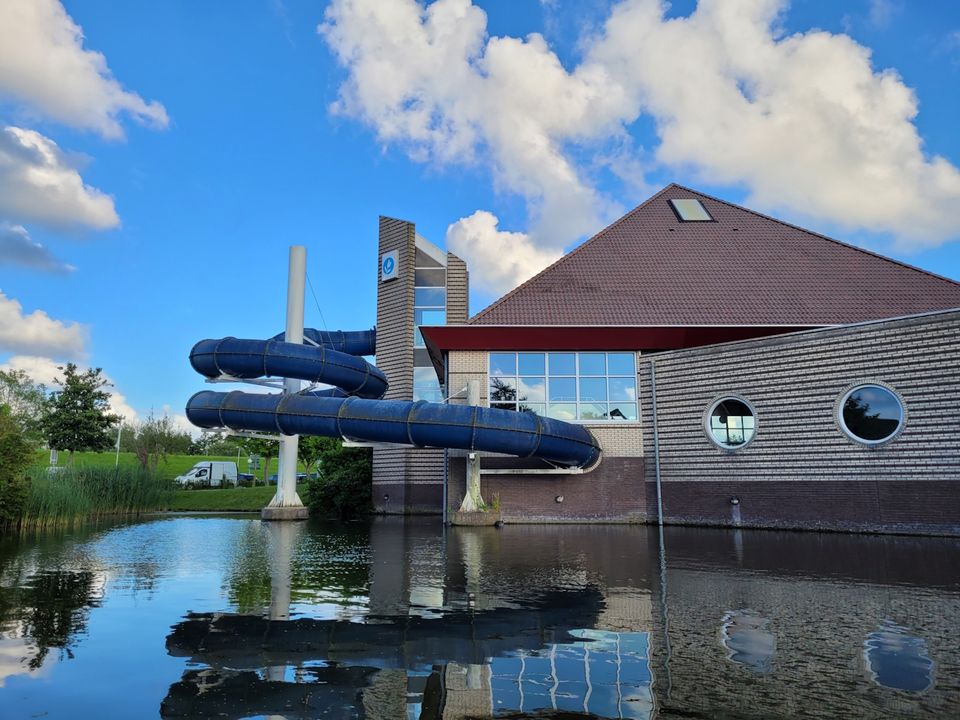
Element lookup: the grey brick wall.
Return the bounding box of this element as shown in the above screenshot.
[639,309,960,534]
[372,218,470,514]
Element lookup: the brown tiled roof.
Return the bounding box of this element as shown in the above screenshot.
[469,184,960,326]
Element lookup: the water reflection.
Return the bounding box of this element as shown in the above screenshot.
[0,518,959,719]
[0,568,104,671]
[864,621,935,693]
[719,609,776,674]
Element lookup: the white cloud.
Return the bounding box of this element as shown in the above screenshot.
[0,127,119,230]
[589,0,960,248]
[0,222,74,273]
[0,0,168,139]
[868,0,897,29]
[0,354,138,422]
[321,0,625,259]
[322,0,960,290]
[446,211,562,295]
[0,290,86,359]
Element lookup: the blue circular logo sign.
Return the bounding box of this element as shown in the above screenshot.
[382,257,395,274]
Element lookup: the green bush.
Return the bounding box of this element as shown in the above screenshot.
[0,409,34,526]
[304,441,371,519]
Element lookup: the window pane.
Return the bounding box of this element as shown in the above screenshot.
[415,247,443,268]
[489,377,517,402]
[607,352,636,376]
[414,287,446,307]
[518,376,546,402]
[580,402,607,420]
[415,309,446,326]
[413,388,444,403]
[414,367,439,386]
[519,403,544,416]
[414,348,432,367]
[491,402,516,412]
[608,377,636,402]
[669,198,713,222]
[489,353,516,376]
[579,353,605,375]
[518,353,546,376]
[546,403,577,421]
[549,377,576,402]
[608,403,637,421]
[548,352,576,375]
[414,268,446,287]
[579,377,607,402]
[841,385,902,442]
[710,398,755,448]
[413,327,424,347]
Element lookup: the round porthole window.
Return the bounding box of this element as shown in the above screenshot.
[839,384,904,445]
[706,397,756,450]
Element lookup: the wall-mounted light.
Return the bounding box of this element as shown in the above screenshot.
[383,493,389,502]
[555,495,564,503]
[730,497,740,506]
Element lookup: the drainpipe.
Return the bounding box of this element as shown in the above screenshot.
[650,361,664,527]
[443,351,449,526]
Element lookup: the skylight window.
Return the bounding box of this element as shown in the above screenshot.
[669,198,714,222]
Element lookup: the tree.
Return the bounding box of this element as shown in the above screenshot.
[297,435,337,476]
[0,369,49,445]
[130,414,193,470]
[238,437,279,486]
[40,364,121,459]
[304,439,371,518]
[0,407,34,526]
[197,431,244,457]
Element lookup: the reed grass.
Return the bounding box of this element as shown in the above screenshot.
[21,465,175,529]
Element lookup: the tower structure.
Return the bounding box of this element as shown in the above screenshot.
[372,216,469,513]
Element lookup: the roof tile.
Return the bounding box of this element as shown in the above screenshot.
[469,184,960,326]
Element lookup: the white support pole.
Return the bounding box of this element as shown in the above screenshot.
[459,379,484,512]
[269,246,306,512]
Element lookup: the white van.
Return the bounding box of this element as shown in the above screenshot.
[175,461,238,488]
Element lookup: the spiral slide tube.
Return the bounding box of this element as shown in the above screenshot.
[186,330,601,469]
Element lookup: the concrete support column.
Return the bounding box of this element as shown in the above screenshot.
[459,380,484,512]
[263,245,309,521]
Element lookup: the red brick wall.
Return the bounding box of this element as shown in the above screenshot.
[447,457,650,522]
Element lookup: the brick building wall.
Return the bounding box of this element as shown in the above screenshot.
[639,309,960,535]
[444,349,650,522]
[372,218,469,514]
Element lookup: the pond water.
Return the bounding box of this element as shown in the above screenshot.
[1,516,958,719]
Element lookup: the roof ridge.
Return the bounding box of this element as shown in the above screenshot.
[675,184,960,290]
[469,184,681,323]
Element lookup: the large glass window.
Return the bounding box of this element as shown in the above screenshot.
[488,352,637,421]
[707,397,756,449]
[413,245,446,402]
[839,384,903,444]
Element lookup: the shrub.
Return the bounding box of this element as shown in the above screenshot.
[304,442,371,519]
[0,408,33,526]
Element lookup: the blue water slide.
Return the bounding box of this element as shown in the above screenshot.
[186,331,601,469]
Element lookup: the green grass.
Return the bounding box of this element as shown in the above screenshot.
[22,465,175,529]
[31,450,303,482]
[166,484,307,512]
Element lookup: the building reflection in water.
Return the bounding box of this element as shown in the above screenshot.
[155,519,960,719]
[864,620,935,694]
[719,609,776,675]
[160,520,656,719]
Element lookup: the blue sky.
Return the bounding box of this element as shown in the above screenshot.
[1,0,959,427]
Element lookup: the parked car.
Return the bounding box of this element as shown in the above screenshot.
[267,472,316,485]
[175,461,238,488]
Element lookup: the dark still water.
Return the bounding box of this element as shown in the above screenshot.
[1,517,958,719]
